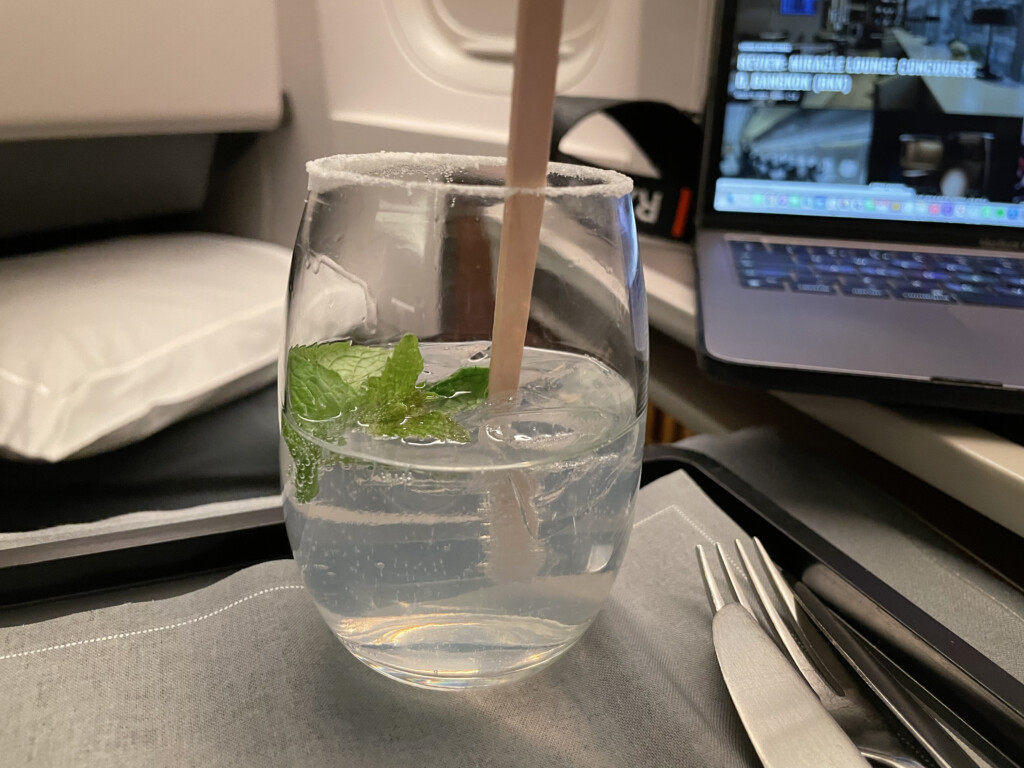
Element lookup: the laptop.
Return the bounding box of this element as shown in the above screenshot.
[695,0,1024,412]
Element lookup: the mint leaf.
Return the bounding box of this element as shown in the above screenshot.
[319,343,390,390]
[360,396,425,437]
[358,334,427,435]
[427,366,489,412]
[290,341,390,396]
[284,335,489,500]
[355,336,483,441]
[362,334,422,402]
[284,342,366,502]
[305,339,351,365]
[287,345,359,420]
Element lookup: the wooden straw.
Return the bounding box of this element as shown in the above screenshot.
[483,0,564,584]
[489,0,565,401]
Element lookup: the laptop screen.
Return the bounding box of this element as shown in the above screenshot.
[711,0,1024,229]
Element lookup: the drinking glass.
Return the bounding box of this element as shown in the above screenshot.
[280,153,648,689]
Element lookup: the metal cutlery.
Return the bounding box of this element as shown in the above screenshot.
[697,542,871,768]
[698,540,935,768]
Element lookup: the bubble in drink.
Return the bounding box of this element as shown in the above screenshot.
[282,342,643,689]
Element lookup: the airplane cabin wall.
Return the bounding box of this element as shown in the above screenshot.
[204,0,714,248]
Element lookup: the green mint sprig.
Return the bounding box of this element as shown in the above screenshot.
[283,335,488,502]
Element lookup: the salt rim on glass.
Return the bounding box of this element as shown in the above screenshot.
[305,152,634,198]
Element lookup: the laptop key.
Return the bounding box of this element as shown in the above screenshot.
[728,240,767,255]
[873,251,908,263]
[939,253,978,266]
[735,255,795,269]
[944,283,993,300]
[844,274,885,285]
[958,289,1024,308]
[807,253,840,265]
[898,268,931,281]
[779,244,812,257]
[740,277,787,290]
[994,285,1024,298]
[941,261,978,274]
[944,279,989,291]
[793,252,833,265]
[892,285,956,303]
[810,272,843,285]
[859,266,903,279]
[960,273,1000,285]
[851,255,883,267]
[814,263,859,275]
[925,270,997,284]
[734,248,791,261]
[979,265,1021,277]
[739,267,792,280]
[793,281,836,295]
[841,284,889,298]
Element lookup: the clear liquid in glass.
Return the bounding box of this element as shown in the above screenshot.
[282,342,643,689]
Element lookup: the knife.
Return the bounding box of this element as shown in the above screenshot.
[712,601,871,768]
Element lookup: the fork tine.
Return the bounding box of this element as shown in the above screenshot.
[753,537,800,626]
[751,538,846,697]
[714,542,754,614]
[734,539,834,695]
[696,545,725,612]
[734,540,787,648]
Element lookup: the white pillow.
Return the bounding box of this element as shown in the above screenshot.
[0,234,291,461]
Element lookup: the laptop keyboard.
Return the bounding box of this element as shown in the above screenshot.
[730,239,1024,308]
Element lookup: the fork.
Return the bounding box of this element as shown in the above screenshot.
[697,540,927,768]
